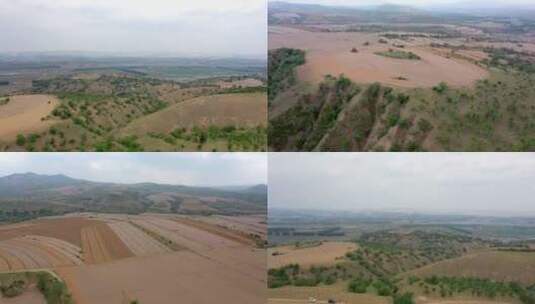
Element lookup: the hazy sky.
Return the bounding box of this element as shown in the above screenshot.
[0,153,267,186]
[269,153,535,217]
[0,0,267,58]
[270,0,535,8]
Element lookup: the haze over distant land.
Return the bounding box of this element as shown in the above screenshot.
[0,0,266,58]
[269,0,535,8]
[0,153,267,186]
[269,153,535,217]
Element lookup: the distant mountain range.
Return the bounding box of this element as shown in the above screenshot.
[0,173,267,216]
[269,1,535,19]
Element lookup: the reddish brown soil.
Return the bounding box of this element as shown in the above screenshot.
[173,217,254,246]
[81,223,132,264]
[0,218,103,247]
[57,249,266,304]
[269,26,488,88]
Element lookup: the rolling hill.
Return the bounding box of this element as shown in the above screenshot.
[0,173,267,219]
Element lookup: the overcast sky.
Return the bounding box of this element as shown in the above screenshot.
[0,0,266,58]
[269,153,535,217]
[0,153,266,187]
[270,0,535,8]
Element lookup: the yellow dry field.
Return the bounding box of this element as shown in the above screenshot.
[0,95,58,140]
[269,284,389,304]
[268,242,357,269]
[408,251,535,285]
[119,92,267,136]
[217,78,264,88]
[269,26,488,88]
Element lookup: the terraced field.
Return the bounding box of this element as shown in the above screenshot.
[0,213,267,303]
[107,221,170,256]
[0,236,82,271]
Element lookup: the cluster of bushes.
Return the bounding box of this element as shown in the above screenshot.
[0,208,59,223]
[268,264,338,289]
[269,75,360,151]
[164,125,266,151]
[36,272,74,304]
[268,48,305,101]
[419,276,535,302]
[0,279,26,297]
[484,48,535,74]
[0,272,73,304]
[375,50,421,60]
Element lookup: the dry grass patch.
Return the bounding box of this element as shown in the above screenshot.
[268,242,357,269]
[407,250,535,285]
[0,95,59,141]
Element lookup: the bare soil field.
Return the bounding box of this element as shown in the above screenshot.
[80,223,132,264]
[0,217,105,247]
[269,283,389,304]
[208,215,267,238]
[269,26,488,88]
[107,221,170,257]
[131,216,242,253]
[57,249,266,304]
[119,92,267,136]
[268,242,357,269]
[0,95,58,141]
[407,251,535,284]
[0,213,266,303]
[173,217,255,246]
[0,236,82,271]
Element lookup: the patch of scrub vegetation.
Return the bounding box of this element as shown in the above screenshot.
[268,230,490,304]
[375,50,421,60]
[4,74,265,152]
[269,75,361,151]
[0,271,73,304]
[270,65,535,151]
[268,264,338,289]
[406,276,535,304]
[268,48,305,102]
[148,125,267,152]
[0,96,10,105]
[0,207,61,224]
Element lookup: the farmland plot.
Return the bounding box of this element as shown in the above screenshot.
[0,235,82,271]
[81,224,132,264]
[107,221,170,256]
